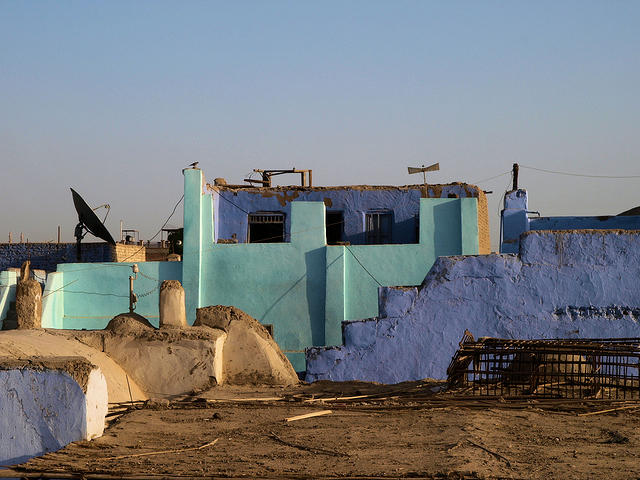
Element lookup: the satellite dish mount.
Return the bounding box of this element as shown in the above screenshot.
[70,188,116,262]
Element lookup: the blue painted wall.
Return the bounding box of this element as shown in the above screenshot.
[501,189,640,253]
[0,243,113,272]
[306,230,640,383]
[212,184,480,245]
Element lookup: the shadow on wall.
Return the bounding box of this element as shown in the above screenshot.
[433,201,461,256]
[305,247,326,347]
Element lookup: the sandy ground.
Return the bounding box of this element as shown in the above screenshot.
[5,381,640,479]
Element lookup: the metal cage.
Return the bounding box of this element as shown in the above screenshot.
[447,331,640,399]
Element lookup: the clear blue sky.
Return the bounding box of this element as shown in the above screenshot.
[2,1,639,249]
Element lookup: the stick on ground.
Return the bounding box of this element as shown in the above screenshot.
[285,410,332,422]
[103,438,219,460]
[269,431,348,457]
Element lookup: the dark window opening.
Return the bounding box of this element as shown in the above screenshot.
[326,211,344,245]
[248,212,285,243]
[365,211,392,244]
[415,214,420,243]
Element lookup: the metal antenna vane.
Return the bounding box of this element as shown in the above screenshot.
[407,163,440,187]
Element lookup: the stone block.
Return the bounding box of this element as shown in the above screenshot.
[159,280,187,328]
[16,278,42,329]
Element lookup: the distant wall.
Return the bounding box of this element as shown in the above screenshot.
[501,189,640,253]
[0,243,147,272]
[306,230,640,383]
[112,244,146,262]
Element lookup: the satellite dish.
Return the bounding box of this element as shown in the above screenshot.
[407,163,440,184]
[71,188,116,261]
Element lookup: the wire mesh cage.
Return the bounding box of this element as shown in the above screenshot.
[447,331,640,399]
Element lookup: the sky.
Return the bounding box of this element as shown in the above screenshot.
[2,1,639,250]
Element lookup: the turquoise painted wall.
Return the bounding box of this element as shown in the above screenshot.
[42,272,64,328]
[41,262,182,329]
[182,169,479,370]
[0,270,17,329]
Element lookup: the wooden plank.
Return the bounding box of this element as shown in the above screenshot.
[285,410,332,422]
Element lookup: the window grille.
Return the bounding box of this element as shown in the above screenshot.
[365,211,392,244]
[248,213,285,224]
[248,212,285,243]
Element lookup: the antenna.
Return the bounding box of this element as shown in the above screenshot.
[70,188,116,262]
[407,163,440,184]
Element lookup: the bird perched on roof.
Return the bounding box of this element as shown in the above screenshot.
[188,162,199,169]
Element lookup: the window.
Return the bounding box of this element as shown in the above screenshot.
[326,211,344,245]
[365,211,392,244]
[248,212,285,243]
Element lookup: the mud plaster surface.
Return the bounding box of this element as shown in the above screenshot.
[12,382,640,480]
[0,356,94,393]
[209,181,481,192]
[195,305,298,386]
[72,314,226,397]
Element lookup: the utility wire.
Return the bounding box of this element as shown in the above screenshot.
[520,164,640,179]
[42,279,79,299]
[471,171,511,185]
[345,246,383,287]
[61,290,129,298]
[217,193,251,215]
[119,194,184,263]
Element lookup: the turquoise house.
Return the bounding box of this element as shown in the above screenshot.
[33,168,483,371]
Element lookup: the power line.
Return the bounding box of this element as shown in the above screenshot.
[520,164,640,179]
[217,193,251,215]
[62,290,128,298]
[345,246,382,287]
[471,171,511,185]
[119,194,184,263]
[42,279,79,299]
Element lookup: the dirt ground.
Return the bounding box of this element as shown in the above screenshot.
[6,381,640,480]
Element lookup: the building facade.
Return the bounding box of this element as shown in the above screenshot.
[18,169,486,371]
